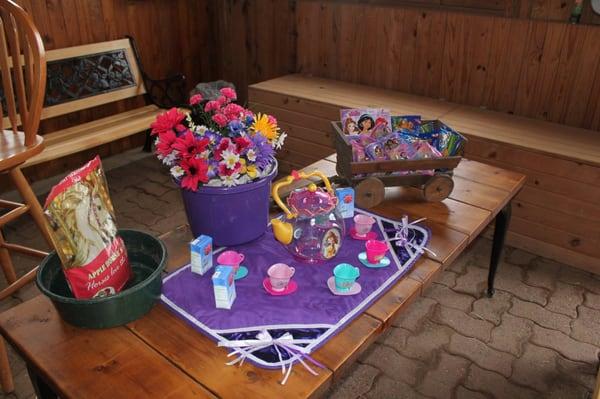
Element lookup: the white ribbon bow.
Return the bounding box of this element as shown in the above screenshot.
[389,216,437,258]
[218,330,323,385]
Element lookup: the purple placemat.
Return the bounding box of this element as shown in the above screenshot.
[161,209,429,370]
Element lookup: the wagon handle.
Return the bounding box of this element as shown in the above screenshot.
[271,170,335,219]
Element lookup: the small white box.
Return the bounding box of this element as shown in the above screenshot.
[212,266,236,310]
[191,235,213,275]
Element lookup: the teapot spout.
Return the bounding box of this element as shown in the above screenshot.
[271,219,293,245]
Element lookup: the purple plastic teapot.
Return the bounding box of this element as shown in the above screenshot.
[271,170,345,263]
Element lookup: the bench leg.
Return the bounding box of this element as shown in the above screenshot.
[143,129,153,152]
[27,365,57,399]
[487,202,512,298]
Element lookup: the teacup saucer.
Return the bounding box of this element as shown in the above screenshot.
[327,276,361,296]
[263,278,297,296]
[349,228,378,241]
[235,266,249,280]
[358,252,391,268]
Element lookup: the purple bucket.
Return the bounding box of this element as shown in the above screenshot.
[180,161,278,246]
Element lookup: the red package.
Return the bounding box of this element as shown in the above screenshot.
[44,156,131,299]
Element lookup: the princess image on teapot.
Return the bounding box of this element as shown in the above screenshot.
[322,229,341,259]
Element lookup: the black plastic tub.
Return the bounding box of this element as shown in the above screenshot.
[36,229,167,329]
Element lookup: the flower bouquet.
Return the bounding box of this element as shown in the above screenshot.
[149,88,286,245]
[150,87,286,190]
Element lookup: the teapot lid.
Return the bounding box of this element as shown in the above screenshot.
[287,184,338,217]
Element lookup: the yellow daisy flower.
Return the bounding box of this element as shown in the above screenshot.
[251,113,279,141]
[239,158,247,174]
[246,165,258,178]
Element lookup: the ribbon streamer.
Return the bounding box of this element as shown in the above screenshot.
[388,216,437,258]
[218,330,326,385]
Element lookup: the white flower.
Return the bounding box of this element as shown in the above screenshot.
[220,173,241,187]
[206,179,223,187]
[274,131,287,150]
[221,149,240,170]
[194,125,208,136]
[246,148,257,162]
[236,174,250,185]
[170,165,185,178]
[157,150,178,166]
[199,149,210,159]
[162,151,178,166]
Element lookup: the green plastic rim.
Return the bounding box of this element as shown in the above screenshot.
[36,229,167,304]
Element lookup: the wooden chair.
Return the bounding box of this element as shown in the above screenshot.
[0,0,50,393]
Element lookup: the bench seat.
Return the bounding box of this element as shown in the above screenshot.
[25,105,161,167]
[249,74,600,273]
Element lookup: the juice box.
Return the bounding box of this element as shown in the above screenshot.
[211,266,236,309]
[336,187,355,218]
[190,235,213,275]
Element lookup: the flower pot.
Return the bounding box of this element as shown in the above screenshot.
[37,229,166,329]
[180,161,278,246]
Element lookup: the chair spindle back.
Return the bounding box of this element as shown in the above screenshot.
[0,0,45,146]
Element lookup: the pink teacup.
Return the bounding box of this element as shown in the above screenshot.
[354,214,376,237]
[267,263,295,292]
[217,250,245,273]
[365,240,388,264]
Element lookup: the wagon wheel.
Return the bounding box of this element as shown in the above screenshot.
[354,177,385,208]
[422,174,454,202]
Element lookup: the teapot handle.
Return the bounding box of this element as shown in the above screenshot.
[271,170,335,219]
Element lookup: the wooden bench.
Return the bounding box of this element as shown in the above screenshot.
[3,38,184,168]
[248,74,600,274]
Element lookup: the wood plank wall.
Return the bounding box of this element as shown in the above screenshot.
[210,0,297,104]
[11,0,217,184]
[296,1,600,131]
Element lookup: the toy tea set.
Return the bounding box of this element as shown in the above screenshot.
[194,168,400,308]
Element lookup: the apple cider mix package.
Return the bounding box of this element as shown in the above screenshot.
[43,156,131,299]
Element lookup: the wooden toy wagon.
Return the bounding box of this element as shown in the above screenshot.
[331,121,466,208]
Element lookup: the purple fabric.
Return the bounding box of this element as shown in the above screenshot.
[161,210,429,368]
[163,219,397,329]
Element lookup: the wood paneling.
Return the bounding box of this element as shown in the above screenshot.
[296,1,600,132]
[210,0,297,104]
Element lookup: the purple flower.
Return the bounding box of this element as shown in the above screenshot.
[251,134,274,169]
[207,160,219,179]
[204,130,219,146]
[228,120,244,134]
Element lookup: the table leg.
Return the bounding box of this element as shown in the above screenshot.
[27,365,57,399]
[487,202,512,298]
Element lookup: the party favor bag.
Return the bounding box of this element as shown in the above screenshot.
[44,156,131,299]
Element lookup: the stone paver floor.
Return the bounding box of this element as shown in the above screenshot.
[1,151,599,399]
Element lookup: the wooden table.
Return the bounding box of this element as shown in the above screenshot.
[0,156,525,399]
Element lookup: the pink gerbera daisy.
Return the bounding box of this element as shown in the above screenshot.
[172,131,209,159]
[181,157,209,191]
[150,108,186,136]
[155,130,177,158]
